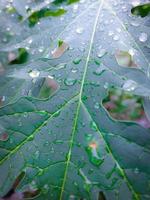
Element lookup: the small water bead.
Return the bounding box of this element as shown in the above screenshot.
[116,28,121,33]
[71,68,77,73]
[139,32,147,42]
[73,4,78,12]
[93,67,102,76]
[131,0,141,6]
[29,70,40,78]
[122,80,138,91]
[43,184,49,194]
[134,168,139,174]
[28,135,34,141]
[64,78,77,86]
[108,30,114,36]
[97,48,107,58]
[130,21,140,27]
[113,35,119,41]
[30,180,38,190]
[94,102,100,109]
[90,121,97,131]
[76,27,84,34]
[104,82,109,89]
[73,58,81,64]
[48,75,54,79]
[38,46,44,52]
[128,48,135,56]
[69,195,76,200]
[28,39,33,44]
[45,0,51,4]
[34,150,40,159]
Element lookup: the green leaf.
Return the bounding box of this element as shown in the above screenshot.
[28,8,67,27]
[131,3,150,17]
[0,0,150,199]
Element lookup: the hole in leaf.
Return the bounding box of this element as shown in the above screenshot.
[51,41,69,58]
[131,3,150,17]
[53,0,79,5]
[98,191,106,200]
[2,171,25,199]
[115,50,137,68]
[28,8,67,26]
[31,76,59,99]
[103,88,150,128]
[9,48,29,65]
[23,189,40,199]
[1,172,40,200]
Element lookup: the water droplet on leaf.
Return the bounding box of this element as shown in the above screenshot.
[64,78,77,86]
[139,32,147,42]
[51,41,69,58]
[115,50,137,67]
[29,70,40,78]
[76,27,84,34]
[122,80,138,91]
[97,48,107,58]
[73,58,81,64]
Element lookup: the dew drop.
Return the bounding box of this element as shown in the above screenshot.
[38,46,44,53]
[139,32,147,42]
[73,4,78,12]
[28,39,33,44]
[104,82,109,89]
[69,195,76,200]
[113,35,119,41]
[30,180,38,190]
[73,58,81,64]
[94,102,100,109]
[130,21,140,27]
[90,121,97,131]
[34,150,40,159]
[134,168,139,174]
[29,70,40,78]
[43,184,49,194]
[76,27,84,34]
[131,0,140,6]
[28,135,34,141]
[93,67,102,75]
[97,48,107,58]
[108,30,114,36]
[64,78,77,86]
[122,80,138,91]
[71,68,77,73]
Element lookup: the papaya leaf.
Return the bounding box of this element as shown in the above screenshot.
[0,0,150,199]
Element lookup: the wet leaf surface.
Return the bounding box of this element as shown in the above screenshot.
[0,0,150,199]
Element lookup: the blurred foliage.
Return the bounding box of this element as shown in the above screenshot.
[131,3,150,17]
[9,48,29,65]
[103,88,143,121]
[53,0,80,5]
[28,8,67,26]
